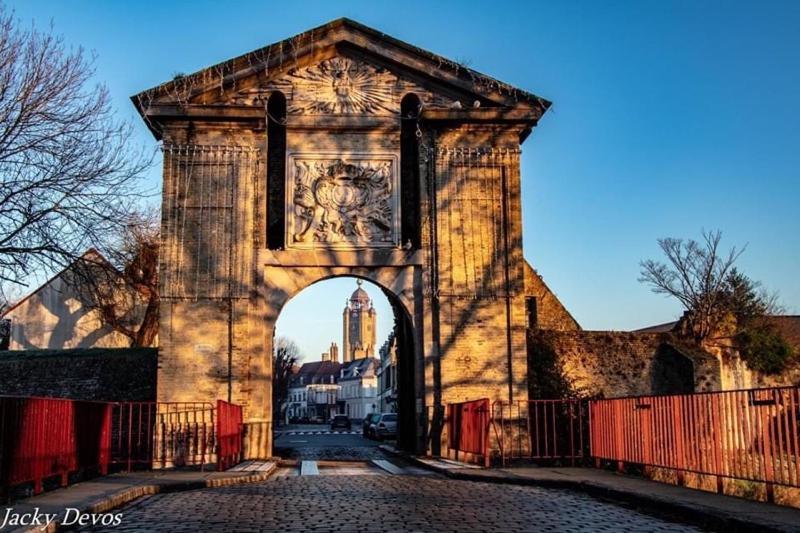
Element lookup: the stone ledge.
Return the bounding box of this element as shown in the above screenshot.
[260,248,423,267]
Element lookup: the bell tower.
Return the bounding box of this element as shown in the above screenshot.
[342,280,377,362]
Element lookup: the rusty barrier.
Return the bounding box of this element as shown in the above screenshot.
[590,386,800,500]
[492,399,588,467]
[446,399,491,466]
[113,402,217,470]
[0,396,112,497]
[216,400,243,471]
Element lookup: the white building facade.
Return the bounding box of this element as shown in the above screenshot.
[339,357,379,420]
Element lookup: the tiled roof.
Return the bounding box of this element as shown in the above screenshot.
[290,360,342,387]
[340,357,379,380]
[634,321,678,333]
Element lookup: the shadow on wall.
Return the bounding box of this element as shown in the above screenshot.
[7,276,124,351]
[650,344,695,395]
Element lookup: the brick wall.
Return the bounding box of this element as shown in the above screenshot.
[523,261,580,331]
[0,348,157,401]
[528,330,721,399]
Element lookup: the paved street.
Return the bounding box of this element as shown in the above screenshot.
[75,430,705,532]
[84,462,703,532]
[274,423,389,461]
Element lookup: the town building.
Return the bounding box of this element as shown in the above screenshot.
[377,332,398,413]
[1,250,148,350]
[286,359,341,421]
[339,357,379,421]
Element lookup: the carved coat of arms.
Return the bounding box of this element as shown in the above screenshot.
[287,154,399,248]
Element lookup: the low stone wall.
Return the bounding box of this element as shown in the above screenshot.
[0,348,157,401]
[528,329,720,399]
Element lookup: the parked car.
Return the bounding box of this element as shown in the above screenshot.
[362,413,381,438]
[311,415,324,423]
[330,414,351,431]
[372,413,398,441]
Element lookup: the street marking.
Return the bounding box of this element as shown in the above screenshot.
[283,430,361,436]
[371,459,404,475]
[300,460,319,476]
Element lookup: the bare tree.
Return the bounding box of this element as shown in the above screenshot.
[273,337,301,424]
[73,209,159,347]
[639,230,745,342]
[0,7,151,295]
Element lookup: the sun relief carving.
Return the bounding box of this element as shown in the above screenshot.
[287,153,400,249]
[231,55,458,112]
[285,57,397,115]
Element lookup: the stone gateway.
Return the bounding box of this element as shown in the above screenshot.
[132,18,551,459]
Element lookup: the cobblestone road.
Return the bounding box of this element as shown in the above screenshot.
[88,471,703,532]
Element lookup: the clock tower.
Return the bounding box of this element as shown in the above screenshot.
[342,280,377,362]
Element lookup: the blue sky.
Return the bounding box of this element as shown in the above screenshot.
[276,278,394,362]
[9,1,799,358]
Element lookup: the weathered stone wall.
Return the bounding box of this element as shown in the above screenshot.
[429,126,530,407]
[0,348,157,401]
[528,330,720,399]
[523,261,580,331]
[157,126,269,453]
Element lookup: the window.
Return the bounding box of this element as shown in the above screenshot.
[526,296,538,329]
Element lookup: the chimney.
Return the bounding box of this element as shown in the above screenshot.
[329,342,339,363]
[321,351,330,362]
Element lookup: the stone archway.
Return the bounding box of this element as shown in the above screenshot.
[266,263,424,453]
[135,19,550,461]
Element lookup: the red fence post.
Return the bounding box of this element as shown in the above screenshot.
[445,399,491,466]
[216,400,243,471]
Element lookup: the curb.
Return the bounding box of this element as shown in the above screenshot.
[23,463,277,533]
[378,446,790,533]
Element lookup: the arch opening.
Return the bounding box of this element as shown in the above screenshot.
[272,275,419,459]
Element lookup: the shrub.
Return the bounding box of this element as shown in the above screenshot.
[736,326,795,374]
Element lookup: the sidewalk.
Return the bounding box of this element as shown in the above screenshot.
[379,445,800,533]
[2,461,276,533]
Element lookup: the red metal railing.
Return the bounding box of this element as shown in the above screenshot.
[216,400,243,471]
[0,397,112,497]
[492,399,588,466]
[447,399,491,466]
[154,402,217,469]
[1,397,244,498]
[590,386,800,499]
[112,402,218,470]
[111,402,154,470]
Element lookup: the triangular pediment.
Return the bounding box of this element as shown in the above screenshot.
[132,18,549,125]
[227,52,461,116]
